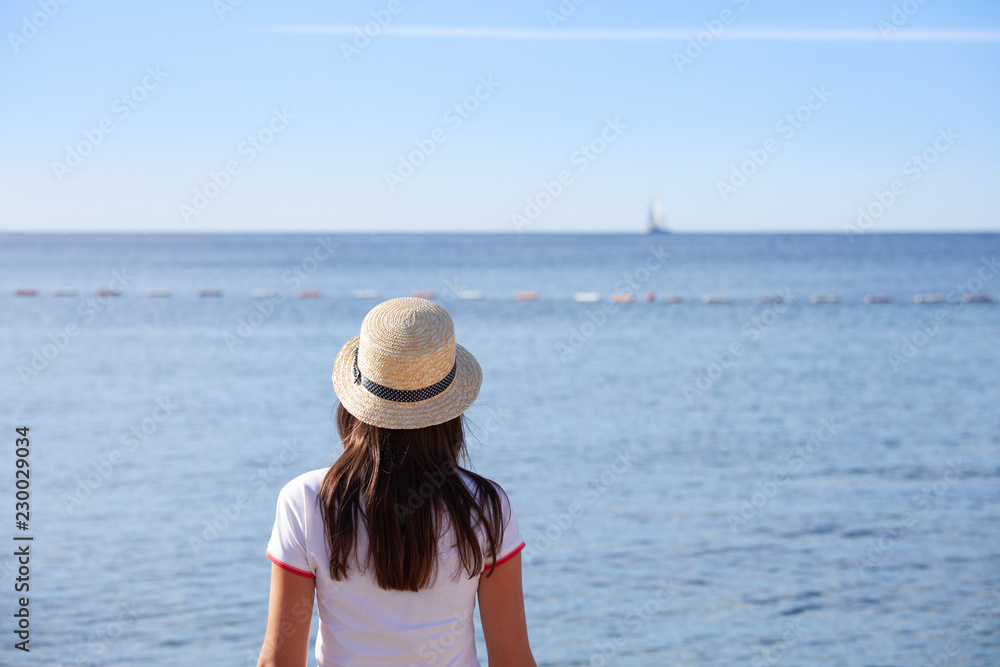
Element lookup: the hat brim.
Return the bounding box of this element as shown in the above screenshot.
[332,335,482,429]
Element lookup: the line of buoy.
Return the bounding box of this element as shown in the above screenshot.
[9,289,1000,304]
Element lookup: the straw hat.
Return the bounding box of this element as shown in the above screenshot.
[332,297,482,429]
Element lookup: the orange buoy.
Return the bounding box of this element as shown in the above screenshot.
[645,291,655,302]
[514,291,538,301]
[610,293,634,303]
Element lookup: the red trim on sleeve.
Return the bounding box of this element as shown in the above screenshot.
[266,550,315,579]
[483,541,526,572]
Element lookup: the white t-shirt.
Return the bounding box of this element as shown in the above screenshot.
[265,467,525,667]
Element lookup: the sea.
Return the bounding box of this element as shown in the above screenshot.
[0,232,998,666]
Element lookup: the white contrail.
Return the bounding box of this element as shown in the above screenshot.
[241,25,1000,42]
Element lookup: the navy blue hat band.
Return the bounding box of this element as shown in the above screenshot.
[352,347,457,403]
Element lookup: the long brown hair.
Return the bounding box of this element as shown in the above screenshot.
[318,403,506,591]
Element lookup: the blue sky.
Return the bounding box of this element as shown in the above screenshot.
[1,0,998,233]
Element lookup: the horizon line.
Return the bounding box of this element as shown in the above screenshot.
[240,25,1000,42]
[3,229,998,236]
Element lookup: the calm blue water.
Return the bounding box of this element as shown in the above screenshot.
[0,232,998,666]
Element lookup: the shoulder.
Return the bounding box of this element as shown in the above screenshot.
[276,467,330,505]
[457,468,514,514]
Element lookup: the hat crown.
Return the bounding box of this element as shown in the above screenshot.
[357,298,456,390]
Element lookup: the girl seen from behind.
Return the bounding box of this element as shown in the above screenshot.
[257,297,535,666]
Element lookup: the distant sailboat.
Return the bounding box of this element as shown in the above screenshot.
[644,197,670,234]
